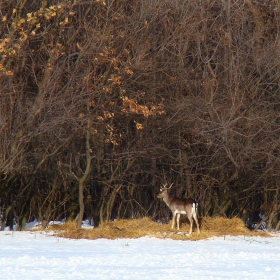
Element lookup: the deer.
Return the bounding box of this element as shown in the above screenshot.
[157,183,200,234]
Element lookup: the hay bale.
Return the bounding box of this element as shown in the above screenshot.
[201,216,249,235]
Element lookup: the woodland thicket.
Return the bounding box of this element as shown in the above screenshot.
[1,0,280,231]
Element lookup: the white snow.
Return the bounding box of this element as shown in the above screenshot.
[0,231,280,279]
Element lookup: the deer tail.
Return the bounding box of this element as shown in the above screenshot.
[192,202,198,215]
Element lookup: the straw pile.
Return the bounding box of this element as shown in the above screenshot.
[49,216,269,241]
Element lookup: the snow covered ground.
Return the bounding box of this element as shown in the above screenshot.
[0,231,280,280]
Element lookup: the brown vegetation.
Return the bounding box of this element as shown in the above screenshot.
[49,217,269,241]
[1,0,280,231]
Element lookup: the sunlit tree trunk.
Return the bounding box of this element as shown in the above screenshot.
[76,105,93,228]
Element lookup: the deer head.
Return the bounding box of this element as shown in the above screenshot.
[158,183,173,196]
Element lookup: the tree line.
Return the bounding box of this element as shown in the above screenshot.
[1,0,280,231]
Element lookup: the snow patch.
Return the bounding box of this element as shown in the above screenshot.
[0,232,280,279]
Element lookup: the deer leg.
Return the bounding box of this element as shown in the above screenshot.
[176,213,180,230]
[193,212,200,233]
[187,213,193,234]
[171,213,176,229]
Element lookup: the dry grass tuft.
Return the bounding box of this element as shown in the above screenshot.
[49,216,270,241]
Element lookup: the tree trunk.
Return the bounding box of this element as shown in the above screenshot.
[76,181,85,228]
[76,106,93,228]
